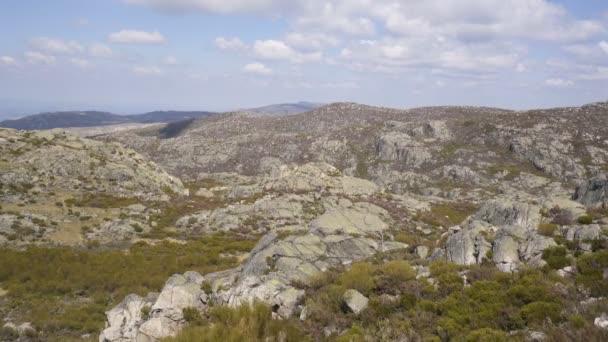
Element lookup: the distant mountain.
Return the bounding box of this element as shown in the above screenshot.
[0,110,217,130]
[243,101,324,116]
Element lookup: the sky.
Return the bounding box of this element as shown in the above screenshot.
[0,0,607,117]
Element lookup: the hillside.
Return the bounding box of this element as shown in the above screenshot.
[0,102,606,341]
[0,110,216,130]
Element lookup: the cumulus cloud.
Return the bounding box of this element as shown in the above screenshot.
[89,43,113,57]
[544,78,574,88]
[123,0,283,14]
[242,62,272,75]
[109,30,166,44]
[214,37,246,51]
[600,41,608,54]
[25,51,56,65]
[132,66,163,75]
[0,56,16,65]
[253,40,322,63]
[125,0,604,42]
[30,37,83,54]
[285,32,338,50]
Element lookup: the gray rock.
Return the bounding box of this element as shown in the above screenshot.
[563,224,602,242]
[473,199,541,231]
[526,331,547,342]
[376,132,431,167]
[415,246,429,259]
[99,294,152,342]
[573,174,608,208]
[595,313,608,329]
[343,289,369,314]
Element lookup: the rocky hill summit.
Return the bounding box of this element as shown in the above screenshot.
[0,128,185,246]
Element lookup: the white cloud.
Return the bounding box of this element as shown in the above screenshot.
[125,0,604,42]
[0,56,16,65]
[516,63,526,73]
[285,32,338,50]
[254,40,293,60]
[70,58,92,68]
[89,43,113,57]
[123,0,283,14]
[242,62,273,75]
[253,40,322,63]
[600,41,608,54]
[30,37,83,54]
[132,66,163,75]
[214,37,246,51]
[544,78,574,88]
[164,56,178,65]
[109,30,166,44]
[25,51,56,65]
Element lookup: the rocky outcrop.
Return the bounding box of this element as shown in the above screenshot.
[446,199,555,272]
[262,163,378,195]
[573,174,608,208]
[507,135,585,180]
[0,129,185,203]
[99,272,208,342]
[375,132,431,167]
[102,201,407,341]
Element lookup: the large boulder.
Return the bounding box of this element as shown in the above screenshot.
[343,289,369,314]
[100,272,207,342]
[445,199,556,272]
[473,199,542,231]
[573,174,608,208]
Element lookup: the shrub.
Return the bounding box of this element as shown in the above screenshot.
[0,235,256,339]
[550,207,573,225]
[375,261,416,291]
[542,246,570,270]
[465,328,508,342]
[338,263,375,296]
[576,250,608,297]
[568,314,586,329]
[162,303,309,342]
[537,223,558,237]
[577,215,593,225]
[141,305,151,319]
[518,301,562,325]
[182,307,203,325]
[201,281,213,295]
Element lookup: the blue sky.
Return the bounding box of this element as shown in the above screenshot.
[0,0,607,117]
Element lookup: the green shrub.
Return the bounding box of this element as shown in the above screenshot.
[162,303,309,342]
[141,305,151,319]
[182,307,203,325]
[542,246,570,269]
[338,263,375,296]
[201,281,213,295]
[375,260,416,291]
[0,235,256,339]
[537,223,558,237]
[568,314,586,329]
[518,301,562,325]
[577,215,593,225]
[576,250,608,297]
[465,328,508,342]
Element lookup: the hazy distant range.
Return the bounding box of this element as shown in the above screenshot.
[0,102,324,131]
